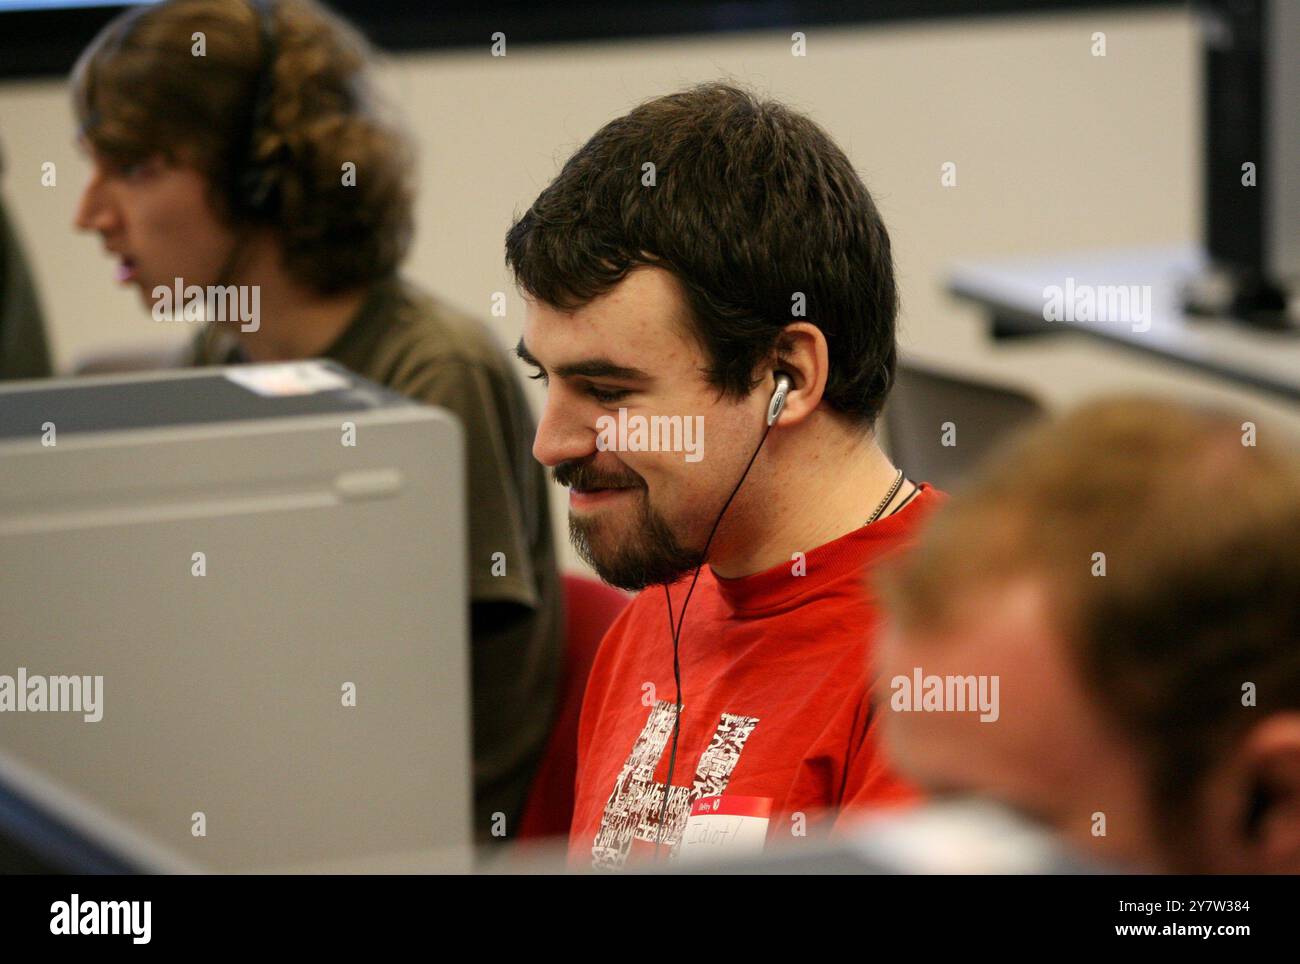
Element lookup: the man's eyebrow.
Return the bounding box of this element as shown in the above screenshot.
[514,339,650,381]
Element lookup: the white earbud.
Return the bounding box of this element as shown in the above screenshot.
[767,373,793,426]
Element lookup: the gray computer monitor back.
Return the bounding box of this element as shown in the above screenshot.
[0,363,470,872]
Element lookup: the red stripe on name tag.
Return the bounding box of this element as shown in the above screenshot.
[690,795,773,819]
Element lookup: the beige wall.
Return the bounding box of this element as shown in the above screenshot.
[2,7,1295,571]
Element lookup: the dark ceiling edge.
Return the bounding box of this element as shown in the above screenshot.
[0,0,1184,82]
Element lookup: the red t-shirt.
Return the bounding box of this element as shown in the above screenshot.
[569,483,944,869]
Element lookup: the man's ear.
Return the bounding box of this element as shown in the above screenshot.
[1238,715,1300,872]
[767,322,829,426]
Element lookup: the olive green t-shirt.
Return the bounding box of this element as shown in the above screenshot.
[189,275,563,843]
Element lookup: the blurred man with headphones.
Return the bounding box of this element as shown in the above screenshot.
[71,0,563,845]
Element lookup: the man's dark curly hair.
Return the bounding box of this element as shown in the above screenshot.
[72,0,412,294]
[505,82,898,425]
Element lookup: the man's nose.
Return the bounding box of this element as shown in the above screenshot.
[532,391,596,469]
[73,170,116,234]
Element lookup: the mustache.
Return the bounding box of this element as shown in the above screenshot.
[553,459,643,492]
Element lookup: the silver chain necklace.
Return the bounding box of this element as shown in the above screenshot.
[864,469,905,526]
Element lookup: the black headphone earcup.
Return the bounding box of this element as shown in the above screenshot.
[238,159,279,217]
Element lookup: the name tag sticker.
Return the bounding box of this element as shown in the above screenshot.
[676,795,772,862]
[225,362,351,397]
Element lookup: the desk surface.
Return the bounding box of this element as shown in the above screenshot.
[948,245,1300,402]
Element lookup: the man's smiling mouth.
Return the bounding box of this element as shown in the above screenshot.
[569,485,640,508]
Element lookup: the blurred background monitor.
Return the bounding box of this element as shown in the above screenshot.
[1192,0,1300,326]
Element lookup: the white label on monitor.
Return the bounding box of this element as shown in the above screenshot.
[224,362,351,397]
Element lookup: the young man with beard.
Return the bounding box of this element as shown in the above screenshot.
[507,82,941,869]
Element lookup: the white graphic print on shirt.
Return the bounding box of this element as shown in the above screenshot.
[591,699,760,870]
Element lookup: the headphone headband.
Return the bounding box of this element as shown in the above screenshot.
[232,0,280,218]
